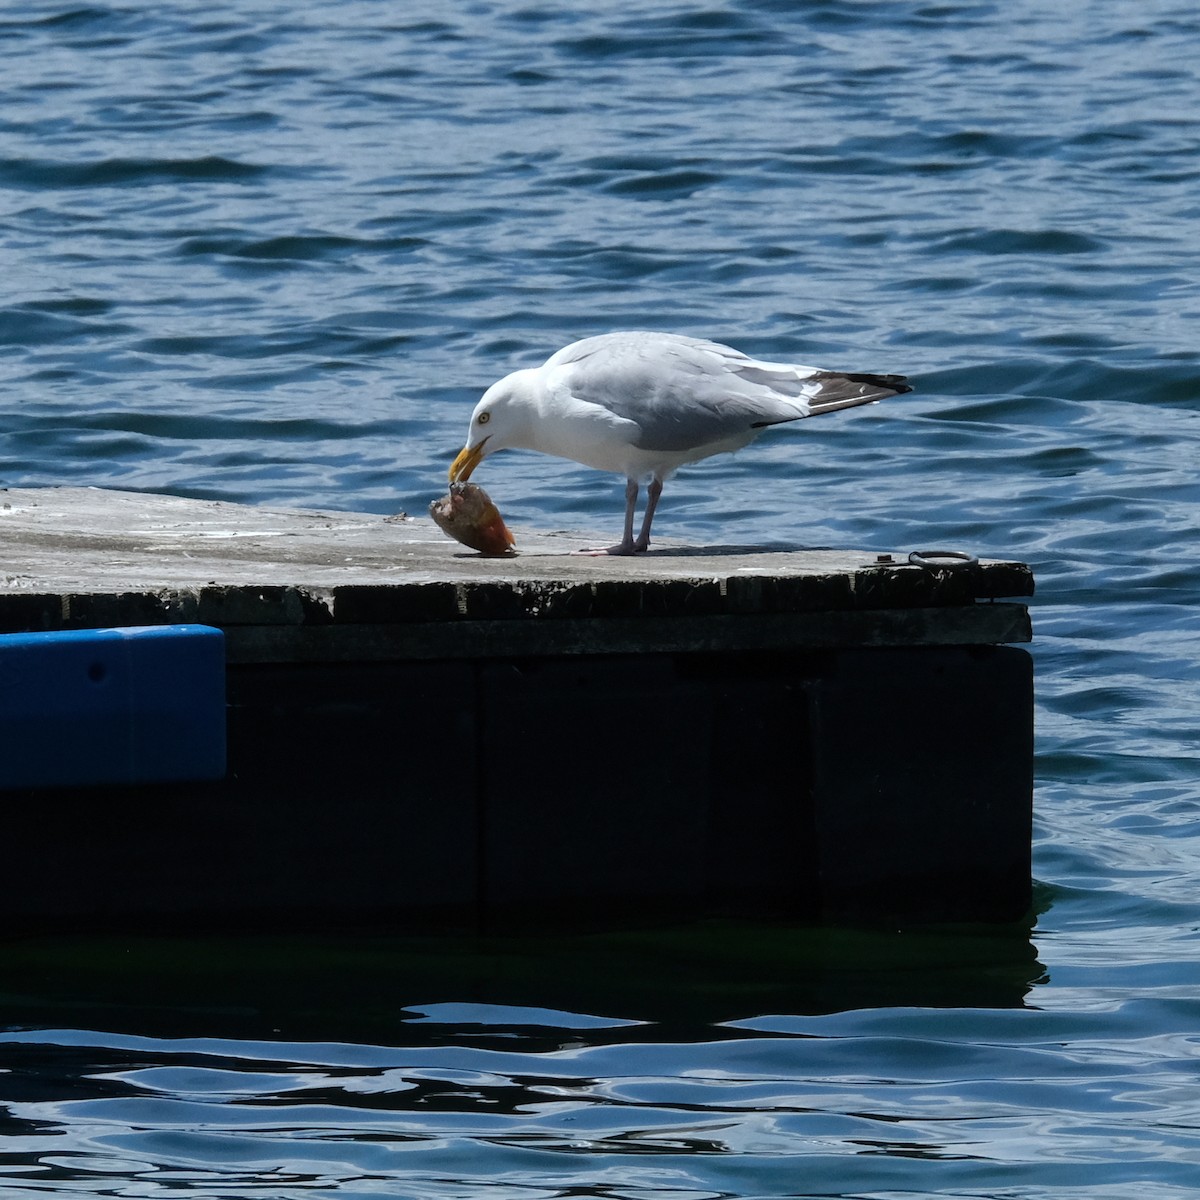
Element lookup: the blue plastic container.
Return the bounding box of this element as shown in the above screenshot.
[0,624,226,789]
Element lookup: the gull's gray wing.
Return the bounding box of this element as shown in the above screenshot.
[547,332,904,453]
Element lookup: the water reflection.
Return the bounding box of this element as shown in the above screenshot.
[0,922,1044,1044]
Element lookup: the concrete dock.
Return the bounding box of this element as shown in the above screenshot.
[1,486,1031,656]
[0,486,1035,932]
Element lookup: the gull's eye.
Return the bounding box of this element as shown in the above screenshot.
[478,411,490,425]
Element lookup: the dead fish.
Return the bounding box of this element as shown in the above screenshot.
[429,482,516,556]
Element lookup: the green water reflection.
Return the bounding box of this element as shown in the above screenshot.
[0,918,1045,1042]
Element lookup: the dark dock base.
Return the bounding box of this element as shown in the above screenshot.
[0,487,1035,932]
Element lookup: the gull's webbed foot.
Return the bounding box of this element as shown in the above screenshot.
[574,538,643,556]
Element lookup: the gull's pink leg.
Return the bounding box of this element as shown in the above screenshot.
[577,477,641,556]
[632,476,663,552]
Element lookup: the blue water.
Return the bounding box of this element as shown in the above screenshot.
[3,0,1200,1195]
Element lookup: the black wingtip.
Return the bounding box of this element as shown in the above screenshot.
[843,371,913,395]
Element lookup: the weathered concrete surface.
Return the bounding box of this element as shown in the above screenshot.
[0,486,1033,660]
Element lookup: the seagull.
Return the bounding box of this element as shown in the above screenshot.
[449,331,911,555]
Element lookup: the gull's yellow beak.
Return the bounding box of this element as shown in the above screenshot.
[449,439,487,483]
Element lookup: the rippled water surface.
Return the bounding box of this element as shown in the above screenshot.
[3,1,1200,1196]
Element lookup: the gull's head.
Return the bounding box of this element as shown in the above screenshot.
[449,370,536,483]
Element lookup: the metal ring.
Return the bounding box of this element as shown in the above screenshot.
[908,549,979,570]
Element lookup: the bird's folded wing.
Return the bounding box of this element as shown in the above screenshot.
[544,332,903,454]
[556,343,814,453]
